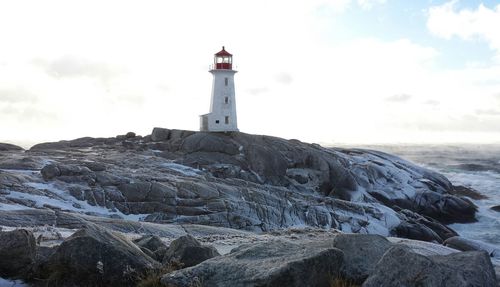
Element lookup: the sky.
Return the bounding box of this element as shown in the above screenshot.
[1,0,500,148]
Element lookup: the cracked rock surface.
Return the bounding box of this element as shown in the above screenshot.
[0,128,478,243]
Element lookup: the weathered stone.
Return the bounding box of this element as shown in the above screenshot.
[331,233,393,283]
[444,236,500,257]
[0,143,23,151]
[30,141,70,150]
[125,132,136,139]
[134,235,168,262]
[393,209,457,243]
[118,182,152,202]
[180,133,240,155]
[363,246,497,287]
[46,223,158,286]
[151,127,171,141]
[148,182,177,202]
[450,185,488,200]
[31,245,58,278]
[1,129,480,242]
[83,161,107,172]
[134,235,167,253]
[161,240,344,287]
[41,164,61,180]
[0,210,57,227]
[163,234,219,268]
[0,229,36,277]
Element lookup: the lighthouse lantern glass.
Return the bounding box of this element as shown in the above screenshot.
[215,55,232,69]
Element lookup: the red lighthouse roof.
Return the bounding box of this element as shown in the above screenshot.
[215,46,232,56]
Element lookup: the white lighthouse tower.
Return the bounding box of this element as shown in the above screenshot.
[200,47,238,132]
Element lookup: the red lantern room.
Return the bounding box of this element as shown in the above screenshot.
[214,46,232,70]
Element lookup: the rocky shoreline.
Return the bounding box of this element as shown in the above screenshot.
[0,128,498,286]
[0,222,498,286]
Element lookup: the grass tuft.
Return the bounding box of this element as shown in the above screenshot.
[137,261,183,287]
[330,277,360,287]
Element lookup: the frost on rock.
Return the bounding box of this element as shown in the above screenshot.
[0,130,477,243]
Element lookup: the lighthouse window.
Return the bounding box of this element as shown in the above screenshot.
[215,120,220,124]
[225,116,229,124]
[224,78,228,86]
[224,97,229,104]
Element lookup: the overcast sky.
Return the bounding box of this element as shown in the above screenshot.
[1,0,500,147]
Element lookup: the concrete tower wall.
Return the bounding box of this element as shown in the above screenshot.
[200,69,238,132]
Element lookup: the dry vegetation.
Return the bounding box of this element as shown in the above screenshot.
[330,277,360,287]
[137,261,184,287]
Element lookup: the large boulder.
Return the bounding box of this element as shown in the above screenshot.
[331,234,393,283]
[41,163,95,182]
[161,240,344,287]
[134,235,168,262]
[135,235,167,253]
[45,223,159,286]
[0,229,36,277]
[363,246,498,287]
[163,234,220,268]
[151,127,171,142]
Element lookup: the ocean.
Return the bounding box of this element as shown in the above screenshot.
[358,144,500,258]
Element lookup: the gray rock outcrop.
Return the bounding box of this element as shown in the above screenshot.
[0,128,479,244]
[363,246,497,287]
[161,239,344,287]
[134,234,169,262]
[44,223,159,286]
[0,229,36,277]
[163,234,220,267]
[444,236,500,258]
[331,234,392,283]
[0,143,23,151]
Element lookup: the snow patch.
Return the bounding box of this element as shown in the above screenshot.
[0,277,27,287]
[3,182,149,222]
[160,163,202,177]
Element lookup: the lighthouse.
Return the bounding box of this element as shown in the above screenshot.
[200,46,239,132]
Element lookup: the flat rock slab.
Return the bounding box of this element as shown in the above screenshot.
[161,239,344,287]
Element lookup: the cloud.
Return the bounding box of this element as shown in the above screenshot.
[427,1,500,57]
[357,0,386,10]
[275,73,293,85]
[0,87,37,104]
[0,105,58,123]
[475,109,500,116]
[314,0,352,14]
[247,87,269,96]
[423,100,440,106]
[34,56,123,83]
[314,0,386,15]
[385,94,412,103]
[398,113,500,133]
